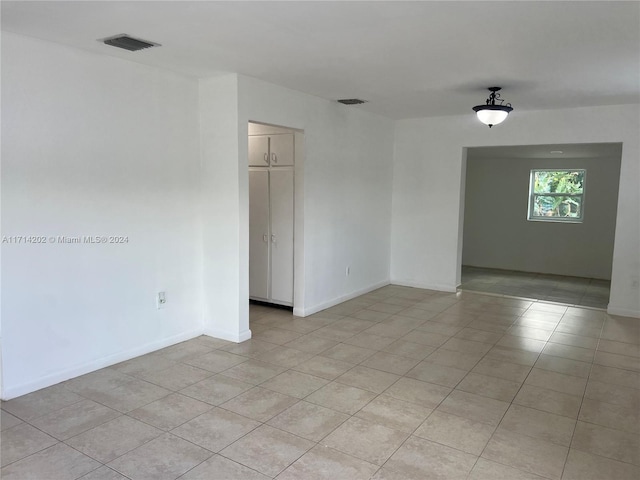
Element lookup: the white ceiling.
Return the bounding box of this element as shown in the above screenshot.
[2,1,639,119]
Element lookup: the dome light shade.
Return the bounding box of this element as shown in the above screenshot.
[473,87,513,128]
[475,107,510,126]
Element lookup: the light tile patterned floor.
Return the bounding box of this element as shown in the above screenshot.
[2,285,639,479]
[460,266,611,309]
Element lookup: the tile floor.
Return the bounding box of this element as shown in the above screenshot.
[460,266,611,309]
[2,285,639,479]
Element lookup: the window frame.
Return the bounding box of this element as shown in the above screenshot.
[527,168,586,223]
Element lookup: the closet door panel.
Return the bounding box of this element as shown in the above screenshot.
[248,136,270,166]
[249,169,270,300]
[269,169,294,304]
[268,134,294,166]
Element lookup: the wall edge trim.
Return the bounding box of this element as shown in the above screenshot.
[390,279,458,293]
[607,305,640,319]
[294,280,390,317]
[205,328,252,343]
[1,328,203,400]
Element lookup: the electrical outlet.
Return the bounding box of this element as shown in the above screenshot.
[157,291,166,309]
[346,266,350,276]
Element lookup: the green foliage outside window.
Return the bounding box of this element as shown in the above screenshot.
[529,170,585,221]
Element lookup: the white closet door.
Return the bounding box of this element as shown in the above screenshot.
[248,136,270,166]
[268,134,294,166]
[249,170,270,300]
[269,169,294,304]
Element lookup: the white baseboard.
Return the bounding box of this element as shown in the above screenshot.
[607,305,640,319]
[2,329,203,400]
[205,328,252,343]
[390,279,457,293]
[294,280,390,317]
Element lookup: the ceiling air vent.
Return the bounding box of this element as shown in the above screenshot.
[337,99,367,105]
[101,34,160,52]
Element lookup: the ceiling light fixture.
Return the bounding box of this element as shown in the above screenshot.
[473,87,513,128]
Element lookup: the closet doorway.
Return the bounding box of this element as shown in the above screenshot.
[248,122,303,310]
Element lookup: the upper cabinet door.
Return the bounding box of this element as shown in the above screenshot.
[268,134,294,166]
[248,136,270,166]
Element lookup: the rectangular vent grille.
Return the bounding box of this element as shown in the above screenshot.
[102,35,159,52]
[337,99,367,105]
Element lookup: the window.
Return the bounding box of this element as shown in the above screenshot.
[528,169,586,222]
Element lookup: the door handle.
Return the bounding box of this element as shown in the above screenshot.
[263,234,268,243]
[271,152,277,164]
[263,153,268,164]
[271,234,276,243]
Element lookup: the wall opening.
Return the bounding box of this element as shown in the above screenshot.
[247,121,304,318]
[458,143,622,308]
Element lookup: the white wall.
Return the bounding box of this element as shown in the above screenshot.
[1,33,203,398]
[463,153,621,279]
[1,40,396,398]
[199,75,250,342]
[391,104,640,317]
[238,75,396,315]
